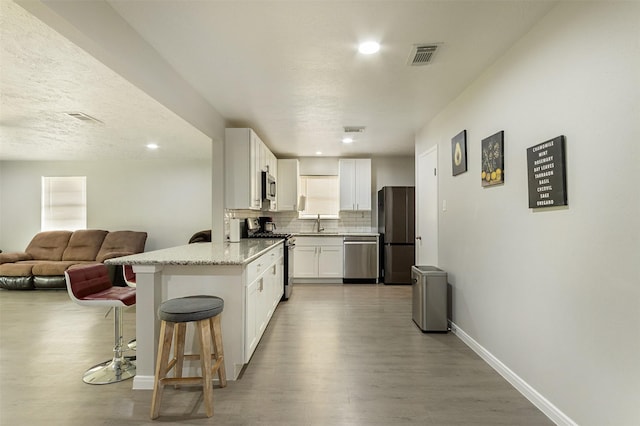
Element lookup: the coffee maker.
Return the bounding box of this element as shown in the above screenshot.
[258,216,276,233]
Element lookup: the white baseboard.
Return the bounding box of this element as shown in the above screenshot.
[133,375,155,390]
[293,278,343,284]
[450,322,577,426]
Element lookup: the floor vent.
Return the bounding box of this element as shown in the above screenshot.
[408,44,439,66]
[343,126,365,133]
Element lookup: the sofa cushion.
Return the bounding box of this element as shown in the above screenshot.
[96,231,147,263]
[25,231,73,261]
[0,276,34,290]
[0,262,38,276]
[33,276,66,289]
[0,252,32,264]
[32,261,96,276]
[62,229,108,261]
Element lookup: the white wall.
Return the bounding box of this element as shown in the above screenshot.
[0,155,410,249]
[371,156,415,227]
[415,2,639,425]
[371,156,414,191]
[0,159,212,251]
[298,157,339,175]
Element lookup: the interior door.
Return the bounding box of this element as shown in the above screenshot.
[416,147,438,266]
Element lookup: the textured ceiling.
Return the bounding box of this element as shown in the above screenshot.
[0,1,211,161]
[0,0,557,161]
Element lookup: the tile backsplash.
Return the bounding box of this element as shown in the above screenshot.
[274,210,373,233]
[225,209,374,238]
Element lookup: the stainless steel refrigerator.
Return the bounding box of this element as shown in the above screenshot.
[378,186,415,284]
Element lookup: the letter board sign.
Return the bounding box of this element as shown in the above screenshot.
[527,136,568,209]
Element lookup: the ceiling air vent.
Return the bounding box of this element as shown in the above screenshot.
[343,126,365,133]
[65,112,103,123]
[408,44,439,66]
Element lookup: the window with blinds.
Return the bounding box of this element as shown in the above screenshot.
[41,176,87,231]
[298,175,339,219]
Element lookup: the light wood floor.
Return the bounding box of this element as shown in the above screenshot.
[0,284,552,425]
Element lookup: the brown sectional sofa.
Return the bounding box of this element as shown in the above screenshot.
[0,229,147,290]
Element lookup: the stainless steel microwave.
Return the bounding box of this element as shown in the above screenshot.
[262,171,276,201]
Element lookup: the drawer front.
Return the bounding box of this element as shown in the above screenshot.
[246,243,283,283]
[269,244,284,263]
[246,257,266,284]
[296,236,342,246]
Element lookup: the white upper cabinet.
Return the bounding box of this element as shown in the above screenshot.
[339,158,371,211]
[277,159,299,211]
[266,150,278,211]
[225,128,277,210]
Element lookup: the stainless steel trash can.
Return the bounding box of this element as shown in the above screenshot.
[411,265,448,332]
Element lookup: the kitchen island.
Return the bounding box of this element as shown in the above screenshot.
[105,239,284,390]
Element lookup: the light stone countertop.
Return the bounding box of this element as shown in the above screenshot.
[293,232,379,237]
[104,239,283,266]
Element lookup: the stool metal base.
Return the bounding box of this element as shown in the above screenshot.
[83,306,136,385]
[83,356,136,385]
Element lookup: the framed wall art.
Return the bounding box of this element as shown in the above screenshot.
[481,130,504,187]
[527,135,567,208]
[451,130,467,176]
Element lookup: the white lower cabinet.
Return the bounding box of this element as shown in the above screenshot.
[246,277,259,354]
[245,243,283,360]
[293,236,343,280]
[294,246,319,277]
[317,245,343,278]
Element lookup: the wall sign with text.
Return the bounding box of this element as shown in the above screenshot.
[526,136,568,208]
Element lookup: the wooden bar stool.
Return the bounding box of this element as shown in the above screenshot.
[150,295,226,419]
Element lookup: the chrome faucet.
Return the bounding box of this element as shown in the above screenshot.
[316,214,324,233]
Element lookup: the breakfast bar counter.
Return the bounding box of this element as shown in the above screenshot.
[106,239,284,390]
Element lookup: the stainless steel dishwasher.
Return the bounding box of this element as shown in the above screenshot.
[343,236,378,283]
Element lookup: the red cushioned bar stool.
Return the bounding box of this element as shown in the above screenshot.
[122,265,138,351]
[64,264,136,384]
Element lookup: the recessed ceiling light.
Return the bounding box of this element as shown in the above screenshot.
[315,151,322,156]
[342,137,354,144]
[146,143,159,150]
[358,41,380,55]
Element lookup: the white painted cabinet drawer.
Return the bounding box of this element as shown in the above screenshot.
[295,236,342,246]
[246,257,267,284]
[246,243,283,283]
